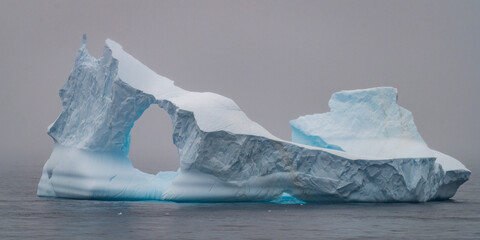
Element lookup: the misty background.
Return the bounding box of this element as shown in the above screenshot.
[0,1,479,174]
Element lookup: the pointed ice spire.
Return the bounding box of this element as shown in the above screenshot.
[82,33,87,45]
[74,34,91,65]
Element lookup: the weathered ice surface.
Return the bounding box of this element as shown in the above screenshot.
[290,87,470,200]
[38,36,470,202]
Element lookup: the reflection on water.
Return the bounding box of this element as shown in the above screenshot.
[1,161,479,239]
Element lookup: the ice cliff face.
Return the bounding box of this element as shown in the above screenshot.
[37,36,470,202]
[48,37,155,155]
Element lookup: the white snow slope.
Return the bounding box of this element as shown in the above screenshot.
[37,36,470,202]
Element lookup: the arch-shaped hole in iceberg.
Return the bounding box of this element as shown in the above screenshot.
[129,104,179,174]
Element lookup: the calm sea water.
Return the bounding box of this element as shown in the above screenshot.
[1,160,479,240]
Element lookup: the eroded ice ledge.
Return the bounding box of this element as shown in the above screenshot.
[38,36,470,203]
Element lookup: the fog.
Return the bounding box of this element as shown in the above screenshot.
[0,1,478,170]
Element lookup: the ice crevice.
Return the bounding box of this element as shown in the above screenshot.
[37,36,470,203]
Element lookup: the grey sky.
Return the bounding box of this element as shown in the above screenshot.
[1,0,479,173]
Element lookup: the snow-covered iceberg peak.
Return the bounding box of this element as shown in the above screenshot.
[48,36,150,154]
[290,87,431,158]
[38,36,469,203]
[290,87,470,199]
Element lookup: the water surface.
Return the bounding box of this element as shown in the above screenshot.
[1,161,479,239]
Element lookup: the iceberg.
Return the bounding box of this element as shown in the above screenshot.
[37,36,470,202]
[290,87,470,200]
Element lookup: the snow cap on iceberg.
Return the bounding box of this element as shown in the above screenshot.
[290,87,432,159]
[290,86,470,196]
